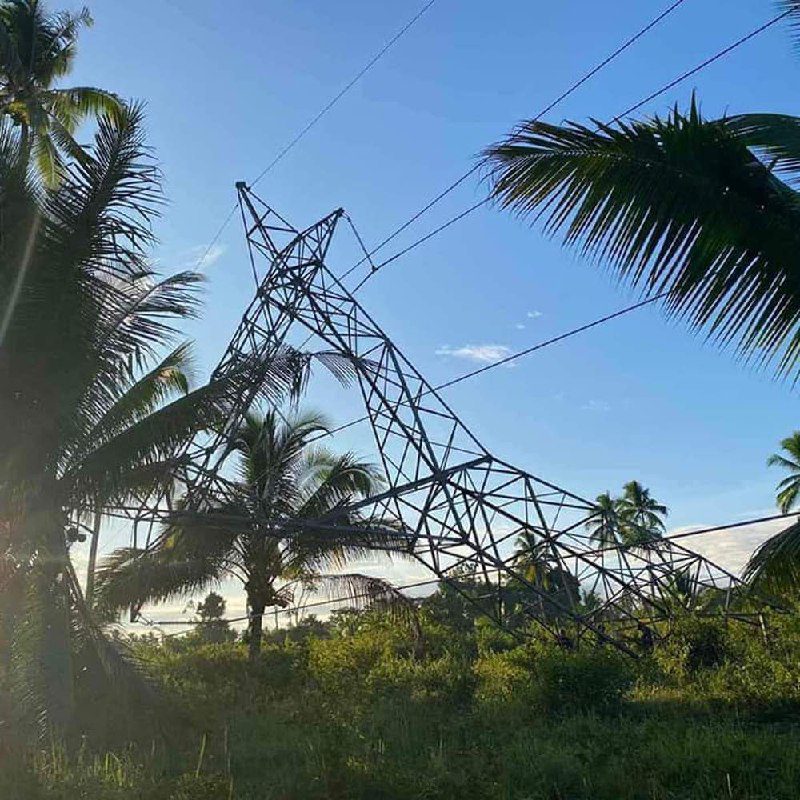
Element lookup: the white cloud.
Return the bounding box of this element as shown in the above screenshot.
[527,310,543,319]
[181,243,226,271]
[515,323,526,330]
[672,517,787,577]
[581,399,611,412]
[436,344,511,364]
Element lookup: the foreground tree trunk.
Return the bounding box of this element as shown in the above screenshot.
[248,599,265,661]
[85,506,102,606]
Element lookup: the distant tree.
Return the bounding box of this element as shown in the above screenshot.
[585,492,623,547]
[745,431,800,595]
[617,481,667,550]
[192,591,235,645]
[0,1,122,184]
[767,432,800,513]
[506,532,581,623]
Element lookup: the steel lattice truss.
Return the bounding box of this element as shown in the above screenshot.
[105,184,773,652]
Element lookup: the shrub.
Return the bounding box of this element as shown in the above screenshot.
[531,645,636,714]
[474,643,636,716]
[657,617,732,677]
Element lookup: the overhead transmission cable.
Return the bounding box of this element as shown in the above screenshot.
[313,293,670,442]
[191,0,440,272]
[347,5,794,291]
[338,0,692,285]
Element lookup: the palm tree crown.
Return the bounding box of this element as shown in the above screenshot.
[0,1,122,184]
[617,481,667,549]
[585,492,623,547]
[746,430,800,596]
[767,432,800,514]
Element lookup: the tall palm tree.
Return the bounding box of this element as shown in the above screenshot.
[0,103,306,740]
[0,1,122,185]
[767,432,800,513]
[585,491,623,547]
[96,410,407,661]
[1,104,177,738]
[617,481,667,549]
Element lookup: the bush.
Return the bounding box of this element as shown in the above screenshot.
[474,643,636,716]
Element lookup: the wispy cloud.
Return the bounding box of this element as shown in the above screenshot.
[513,310,543,330]
[181,243,226,271]
[436,344,511,364]
[581,399,611,412]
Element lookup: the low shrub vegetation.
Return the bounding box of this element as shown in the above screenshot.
[4,607,800,799]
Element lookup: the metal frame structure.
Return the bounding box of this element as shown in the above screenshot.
[103,185,772,652]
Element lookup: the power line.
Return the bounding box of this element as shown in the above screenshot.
[191,0,440,273]
[144,509,799,635]
[338,0,692,285]
[351,6,793,291]
[613,7,794,121]
[311,293,668,443]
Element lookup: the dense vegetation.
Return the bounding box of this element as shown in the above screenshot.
[4,603,800,799]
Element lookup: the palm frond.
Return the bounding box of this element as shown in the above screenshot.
[767,454,800,471]
[93,545,224,617]
[727,113,800,185]
[484,100,800,379]
[743,519,800,595]
[780,1,800,52]
[64,376,232,508]
[305,572,415,616]
[295,452,381,520]
[82,342,194,448]
[31,126,61,187]
[48,86,123,132]
[64,561,164,727]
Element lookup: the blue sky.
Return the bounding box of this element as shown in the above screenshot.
[64,0,800,621]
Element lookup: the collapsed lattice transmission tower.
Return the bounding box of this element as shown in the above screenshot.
[111,185,773,653]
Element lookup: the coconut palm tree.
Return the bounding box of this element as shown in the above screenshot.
[96,410,407,661]
[767,432,800,513]
[0,1,122,185]
[585,491,623,547]
[0,103,307,740]
[0,103,181,738]
[617,481,667,549]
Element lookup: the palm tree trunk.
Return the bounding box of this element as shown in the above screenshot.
[247,599,265,662]
[84,505,102,606]
[18,121,32,172]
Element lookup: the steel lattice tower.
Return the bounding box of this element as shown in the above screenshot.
[224,186,760,653]
[93,184,773,650]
